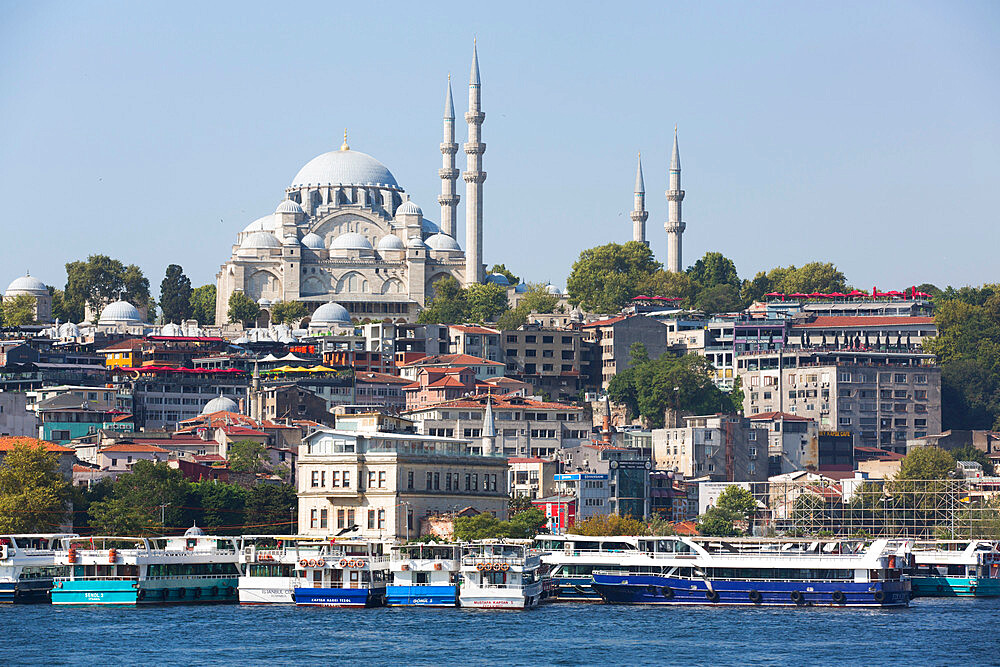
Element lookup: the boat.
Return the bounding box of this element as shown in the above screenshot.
[237,535,326,604]
[588,537,912,607]
[50,526,240,605]
[0,534,76,603]
[293,539,389,607]
[386,542,461,607]
[909,540,1000,597]
[534,533,650,601]
[458,541,543,609]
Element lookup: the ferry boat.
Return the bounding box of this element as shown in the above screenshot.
[386,543,461,607]
[0,534,75,603]
[909,540,1000,597]
[237,535,328,604]
[458,541,543,609]
[535,534,650,601]
[50,526,240,605]
[293,539,389,607]
[588,537,912,607]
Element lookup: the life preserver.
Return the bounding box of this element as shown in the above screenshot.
[354,559,366,568]
[790,590,804,604]
[476,562,486,571]
[340,558,349,568]
[177,588,187,599]
[108,548,117,564]
[873,590,886,603]
[706,589,719,603]
[748,589,762,604]
[661,587,674,600]
[299,559,309,568]
[308,559,317,568]
[831,590,845,604]
[226,586,236,597]
[316,559,325,568]
[193,587,202,599]
[211,586,219,598]
[499,563,509,571]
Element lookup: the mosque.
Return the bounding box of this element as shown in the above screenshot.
[214,44,489,327]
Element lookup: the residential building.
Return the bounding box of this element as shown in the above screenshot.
[96,443,169,471]
[448,325,501,362]
[354,372,409,412]
[553,472,612,521]
[746,412,819,476]
[737,349,942,453]
[36,393,133,444]
[259,384,332,425]
[559,443,653,518]
[297,426,508,540]
[580,315,668,389]
[112,366,248,430]
[403,367,477,409]
[0,392,35,437]
[508,457,559,500]
[501,325,587,402]
[397,353,504,382]
[651,414,769,482]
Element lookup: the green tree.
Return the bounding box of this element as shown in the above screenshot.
[566,241,661,313]
[227,440,268,474]
[950,445,995,476]
[64,255,153,322]
[687,252,740,290]
[897,446,956,480]
[190,284,217,325]
[453,512,506,541]
[509,495,534,513]
[190,481,247,533]
[506,509,548,538]
[466,283,509,323]
[496,284,560,329]
[696,506,741,537]
[487,264,519,285]
[88,461,190,534]
[159,264,193,323]
[570,514,650,536]
[270,300,308,325]
[227,291,260,326]
[418,276,469,324]
[637,270,700,306]
[694,284,743,314]
[245,484,297,532]
[715,485,757,524]
[1,294,37,326]
[48,286,70,323]
[742,262,848,303]
[0,442,70,532]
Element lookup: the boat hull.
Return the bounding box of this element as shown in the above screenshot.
[51,579,238,605]
[238,576,297,604]
[385,585,457,607]
[547,577,602,602]
[294,586,385,607]
[0,579,55,604]
[591,574,910,607]
[911,576,1000,598]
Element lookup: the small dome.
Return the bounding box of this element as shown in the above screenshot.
[377,235,405,251]
[330,232,373,251]
[58,322,80,338]
[279,334,297,344]
[426,233,461,252]
[311,301,351,326]
[301,232,325,250]
[275,199,304,214]
[282,234,299,246]
[5,274,48,296]
[201,395,238,415]
[160,322,181,336]
[241,214,277,235]
[546,284,563,295]
[407,236,427,249]
[241,231,281,249]
[514,282,529,294]
[99,300,142,324]
[184,523,206,537]
[396,200,422,217]
[486,274,510,286]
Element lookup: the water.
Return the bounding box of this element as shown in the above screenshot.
[3,598,999,665]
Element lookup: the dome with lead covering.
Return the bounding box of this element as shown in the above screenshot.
[5,273,48,296]
[290,148,399,190]
[301,232,325,250]
[99,300,142,324]
[311,301,351,326]
[275,199,304,214]
[395,200,422,217]
[426,233,461,252]
[201,395,238,415]
[377,235,405,251]
[329,232,373,251]
[241,231,281,249]
[485,273,510,286]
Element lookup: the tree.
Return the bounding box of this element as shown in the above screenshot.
[48,286,70,323]
[687,252,740,290]
[227,291,260,326]
[694,284,743,314]
[453,512,506,541]
[637,270,700,305]
[227,440,268,474]
[190,284,217,325]
[566,241,661,313]
[190,481,247,534]
[418,276,470,324]
[897,446,956,480]
[88,460,190,534]
[496,284,559,329]
[506,509,548,538]
[245,484,297,532]
[1,294,37,326]
[159,264,193,323]
[696,506,741,537]
[64,255,153,322]
[0,442,70,532]
[741,262,848,303]
[270,300,308,325]
[466,283,509,323]
[570,514,650,536]
[487,264,519,285]
[950,445,995,476]
[509,495,534,513]
[715,485,756,524]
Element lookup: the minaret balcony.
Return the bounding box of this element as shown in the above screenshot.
[440,142,458,155]
[465,111,485,123]
[666,189,685,200]
[439,168,460,179]
[463,143,486,155]
[463,171,487,183]
[664,221,687,233]
[438,194,460,205]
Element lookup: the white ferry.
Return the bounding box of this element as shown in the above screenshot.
[535,534,649,601]
[237,535,324,604]
[293,539,390,607]
[458,541,543,609]
[585,536,912,607]
[386,543,462,607]
[51,526,241,605]
[0,534,76,603]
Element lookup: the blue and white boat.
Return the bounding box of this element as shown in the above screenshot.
[293,539,389,607]
[386,543,461,607]
[0,534,75,603]
[237,535,324,605]
[910,540,1000,597]
[589,537,912,607]
[458,541,543,609]
[51,527,241,605]
[535,534,649,601]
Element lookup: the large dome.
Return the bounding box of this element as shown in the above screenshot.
[201,395,238,415]
[6,274,48,296]
[99,300,142,324]
[241,231,281,249]
[301,232,325,250]
[290,148,399,190]
[330,232,373,251]
[426,233,461,251]
[311,302,351,326]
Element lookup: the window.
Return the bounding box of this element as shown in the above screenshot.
[434,472,440,490]
[332,471,340,487]
[914,390,927,400]
[347,509,355,527]
[426,471,433,489]
[838,417,852,425]
[525,349,536,357]
[337,509,345,529]
[368,471,376,489]
[343,470,350,488]
[525,335,536,343]
[368,510,375,529]
[542,335,553,344]
[472,473,478,491]
[320,509,328,529]
[465,473,471,491]
[446,473,453,491]
[377,509,386,530]
[310,509,318,528]
[378,471,386,488]
[407,471,414,489]
[914,375,927,384]
[894,374,906,383]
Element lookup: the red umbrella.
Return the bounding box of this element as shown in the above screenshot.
[828,292,847,298]
[764,292,784,297]
[809,292,828,298]
[789,293,808,298]
[848,289,868,297]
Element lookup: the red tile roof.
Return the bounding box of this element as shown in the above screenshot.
[794,316,935,329]
[221,426,268,437]
[580,315,628,328]
[508,457,550,464]
[747,411,813,422]
[97,339,146,352]
[99,443,169,453]
[399,354,502,367]
[673,521,699,536]
[403,393,581,412]
[0,437,74,453]
[449,325,500,335]
[355,372,410,385]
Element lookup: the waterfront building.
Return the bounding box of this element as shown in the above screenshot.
[508,456,560,500]
[651,414,769,483]
[559,443,652,518]
[746,411,819,476]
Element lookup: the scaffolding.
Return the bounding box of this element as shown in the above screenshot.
[741,478,1000,539]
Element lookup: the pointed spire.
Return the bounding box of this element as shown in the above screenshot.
[634,152,645,194]
[340,128,349,152]
[482,394,495,438]
[470,38,480,86]
[671,125,680,170]
[444,74,455,119]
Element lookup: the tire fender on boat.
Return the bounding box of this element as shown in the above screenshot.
[748,589,762,604]
[832,590,846,604]
[873,590,885,603]
[706,589,719,603]
[790,590,804,605]
[661,587,674,600]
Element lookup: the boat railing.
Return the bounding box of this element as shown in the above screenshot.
[53,575,137,582]
[142,574,239,581]
[589,569,862,583]
[144,549,238,558]
[464,581,539,591]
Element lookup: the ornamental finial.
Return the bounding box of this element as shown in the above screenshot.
[340,129,349,151]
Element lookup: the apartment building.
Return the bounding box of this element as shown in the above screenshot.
[651,414,769,482]
[501,325,587,401]
[580,315,668,389]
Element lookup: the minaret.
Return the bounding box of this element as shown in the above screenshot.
[438,75,460,238]
[665,126,686,272]
[481,394,496,456]
[630,152,648,245]
[463,40,486,286]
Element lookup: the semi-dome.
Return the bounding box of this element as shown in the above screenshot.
[241,214,277,235]
[5,274,48,296]
[290,148,399,190]
[311,301,351,326]
[485,273,510,286]
[201,394,238,415]
[377,235,405,251]
[329,232,373,251]
[99,300,142,324]
[396,200,422,217]
[301,232,325,250]
[275,198,304,214]
[421,219,440,235]
[241,231,281,249]
[426,233,461,251]
[282,234,299,246]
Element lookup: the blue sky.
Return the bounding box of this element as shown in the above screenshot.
[1,0,997,296]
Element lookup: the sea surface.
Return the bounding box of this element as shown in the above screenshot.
[3,598,999,665]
